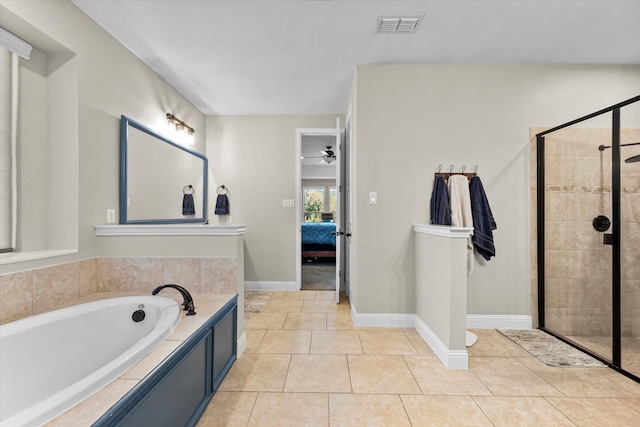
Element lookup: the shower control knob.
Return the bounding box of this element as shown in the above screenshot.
[592,215,611,232]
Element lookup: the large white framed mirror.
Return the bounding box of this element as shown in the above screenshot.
[119,115,208,224]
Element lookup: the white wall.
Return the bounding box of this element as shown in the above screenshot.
[351,64,640,316]
[1,0,205,274]
[206,115,340,282]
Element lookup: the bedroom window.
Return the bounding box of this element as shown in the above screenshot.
[303,187,336,222]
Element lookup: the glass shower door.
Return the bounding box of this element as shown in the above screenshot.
[620,103,640,378]
[542,116,614,363]
[538,96,640,381]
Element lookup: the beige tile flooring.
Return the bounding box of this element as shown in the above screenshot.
[197,291,640,426]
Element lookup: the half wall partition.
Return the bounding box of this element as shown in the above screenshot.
[535,95,640,382]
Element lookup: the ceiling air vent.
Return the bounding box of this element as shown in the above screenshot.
[375,14,424,34]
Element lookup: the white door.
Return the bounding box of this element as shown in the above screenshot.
[343,115,352,298]
[334,117,342,303]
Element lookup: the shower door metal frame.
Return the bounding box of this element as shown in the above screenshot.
[535,95,640,382]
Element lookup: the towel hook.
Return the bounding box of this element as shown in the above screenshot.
[461,165,466,174]
[474,164,479,174]
[449,164,454,174]
[217,185,229,195]
[437,164,442,173]
[183,185,194,194]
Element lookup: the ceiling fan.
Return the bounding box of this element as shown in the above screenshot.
[303,146,336,164]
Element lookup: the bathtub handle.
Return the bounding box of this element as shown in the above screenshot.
[185,301,196,316]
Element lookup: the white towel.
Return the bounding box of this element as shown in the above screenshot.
[448,175,474,274]
[448,175,473,227]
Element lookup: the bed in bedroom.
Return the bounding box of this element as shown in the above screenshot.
[301,222,336,259]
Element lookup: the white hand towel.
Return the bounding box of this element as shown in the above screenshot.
[448,175,474,274]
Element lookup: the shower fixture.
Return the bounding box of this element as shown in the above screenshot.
[598,142,640,163]
[598,142,640,151]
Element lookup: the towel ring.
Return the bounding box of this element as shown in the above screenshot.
[217,185,230,195]
[183,185,194,194]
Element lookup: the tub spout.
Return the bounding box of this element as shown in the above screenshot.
[151,284,196,316]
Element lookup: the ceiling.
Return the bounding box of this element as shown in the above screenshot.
[71,0,640,116]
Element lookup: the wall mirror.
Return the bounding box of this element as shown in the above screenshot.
[119,115,208,224]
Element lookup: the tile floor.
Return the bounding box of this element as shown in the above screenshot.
[196,291,640,426]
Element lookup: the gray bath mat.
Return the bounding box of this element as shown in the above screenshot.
[499,329,606,368]
[245,291,272,313]
[244,291,272,327]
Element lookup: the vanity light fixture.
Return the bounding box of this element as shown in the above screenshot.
[166,113,195,136]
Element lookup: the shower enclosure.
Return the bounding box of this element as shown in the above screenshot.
[535,95,640,382]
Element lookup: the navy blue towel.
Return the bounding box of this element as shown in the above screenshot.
[469,176,497,260]
[215,194,229,215]
[182,194,195,215]
[430,175,451,225]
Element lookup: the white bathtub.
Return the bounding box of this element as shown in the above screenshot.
[0,296,181,427]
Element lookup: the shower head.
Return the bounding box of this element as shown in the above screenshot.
[625,154,640,163]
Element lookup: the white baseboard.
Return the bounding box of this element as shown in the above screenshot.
[350,306,470,370]
[244,281,298,291]
[237,331,247,357]
[414,316,468,370]
[351,305,415,328]
[467,314,532,330]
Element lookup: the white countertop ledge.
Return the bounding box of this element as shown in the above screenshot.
[95,224,246,236]
[413,224,473,238]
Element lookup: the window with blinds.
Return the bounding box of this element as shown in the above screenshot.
[0,28,32,253]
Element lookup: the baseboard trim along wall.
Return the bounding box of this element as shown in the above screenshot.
[413,315,469,370]
[237,332,247,358]
[351,308,415,329]
[350,308,532,370]
[244,281,298,291]
[466,314,532,330]
[350,310,532,331]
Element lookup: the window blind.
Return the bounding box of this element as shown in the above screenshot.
[0,46,13,252]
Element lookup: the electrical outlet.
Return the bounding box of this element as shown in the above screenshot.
[106,209,116,224]
[369,192,377,204]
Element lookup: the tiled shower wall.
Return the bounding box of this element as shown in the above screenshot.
[531,127,640,337]
[0,257,237,325]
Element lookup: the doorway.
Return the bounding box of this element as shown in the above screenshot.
[295,122,347,300]
[301,184,337,290]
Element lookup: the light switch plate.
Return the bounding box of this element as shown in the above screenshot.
[283,199,295,208]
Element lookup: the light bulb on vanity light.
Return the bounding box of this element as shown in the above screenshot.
[165,112,195,145]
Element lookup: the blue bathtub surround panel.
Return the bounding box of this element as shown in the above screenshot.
[469,176,497,260]
[92,295,238,427]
